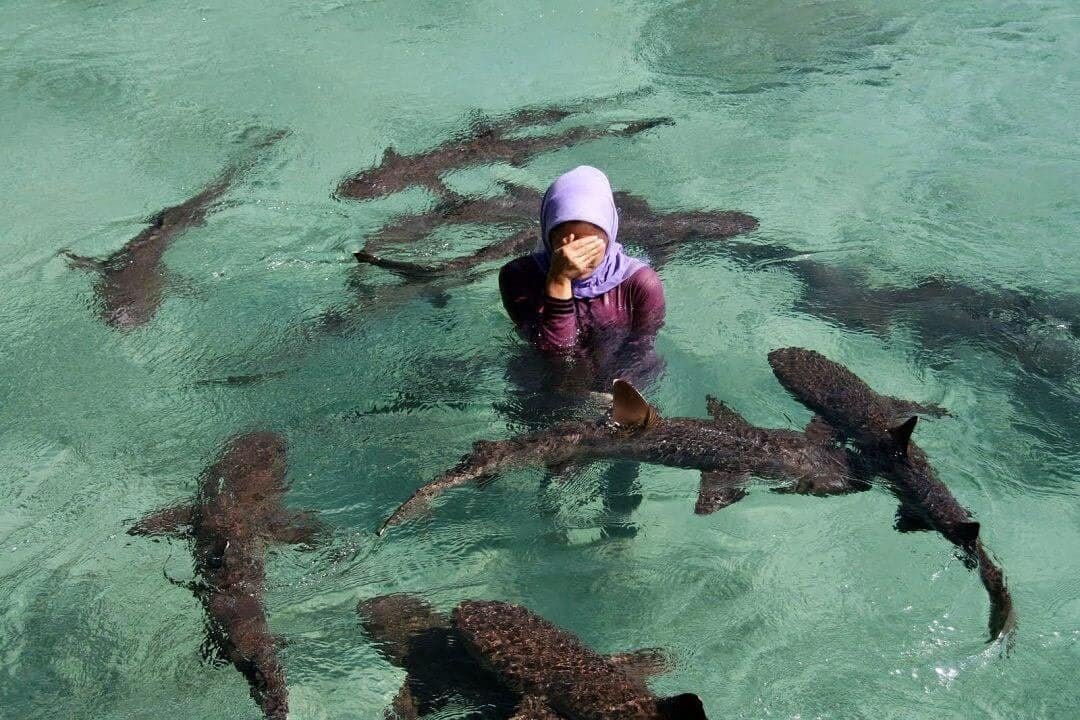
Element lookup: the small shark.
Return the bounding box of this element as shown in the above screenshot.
[336,111,672,201]
[354,183,759,281]
[359,593,701,719]
[379,379,867,534]
[767,347,1016,642]
[63,130,286,330]
[128,431,323,719]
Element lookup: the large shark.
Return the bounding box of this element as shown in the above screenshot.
[379,379,867,534]
[354,183,759,281]
[767,347,1016,642]
[128,431,322,719]
[359,593,704,719]
[336,108,672,201]
[63,131,285,330]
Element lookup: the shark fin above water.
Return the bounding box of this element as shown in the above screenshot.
[954,520,981,546]
[606,647,672,682]
[612,379,662,429]
[695,471,750,515]
[887,416,919,452]
[128,503,195,538]
[656,692,708,720]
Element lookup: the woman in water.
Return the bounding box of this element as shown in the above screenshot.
[498,165,666,539]
[499,165,666,354]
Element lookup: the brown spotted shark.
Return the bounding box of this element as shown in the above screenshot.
[767,347,1016,642]
[62,130,285,330]
[359,593,703,719]
[336,108,672,201]
[354,182,759,281]
[128,431,323,719]
[379,379,868,534]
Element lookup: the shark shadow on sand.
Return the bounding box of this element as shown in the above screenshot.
[128,431,323,719]
[359,593,705,719]
[62,130,287,330]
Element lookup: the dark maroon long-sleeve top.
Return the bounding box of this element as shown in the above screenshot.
[498,256,666,352]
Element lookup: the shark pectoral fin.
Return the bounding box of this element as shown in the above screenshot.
[387,678,419,720]
[894,504,933,533]
[510,695,561,720]
[59,249,104,273]
[805,415,842,445]
[704,395,750,428]
[612,379,662,428]
[887,416,918,453]
[269,510,325,547]
[695,471,749,515]
[607,647,672,682]
[656,693,707,720]
[128,504,195,538]
[893,396,951,419]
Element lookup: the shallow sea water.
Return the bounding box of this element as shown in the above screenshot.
[1,1,1078,718]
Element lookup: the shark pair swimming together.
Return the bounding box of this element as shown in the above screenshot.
[381,347,1016,644]
[359,593,706,720]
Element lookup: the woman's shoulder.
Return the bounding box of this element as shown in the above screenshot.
[626,265,663,290]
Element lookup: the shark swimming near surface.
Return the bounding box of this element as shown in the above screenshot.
[379,378,868,534]
[335,106,672,201]
[767,346,1016,642]
[63,130,286,330]
[128,431,323,719]
[354,182,759,281]
[359,593,704,719]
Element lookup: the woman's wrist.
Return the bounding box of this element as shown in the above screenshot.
[545,272,572,300]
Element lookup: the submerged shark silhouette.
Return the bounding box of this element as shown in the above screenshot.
[128,431,322,719]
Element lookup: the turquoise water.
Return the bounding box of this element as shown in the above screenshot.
[1,1,1078,717]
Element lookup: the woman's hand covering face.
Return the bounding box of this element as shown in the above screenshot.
[549,233,606,281]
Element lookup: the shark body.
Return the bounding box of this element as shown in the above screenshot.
[128,431,322,719]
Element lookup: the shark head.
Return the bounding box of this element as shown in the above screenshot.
[211,432,288,497]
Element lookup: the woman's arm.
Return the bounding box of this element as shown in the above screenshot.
[499,259,579,351]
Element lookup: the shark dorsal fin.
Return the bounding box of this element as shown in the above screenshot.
[381,146,400,164]
[955,520,981,546]
[612,379,661,429]
[656,693,707,720]
[888,416,918,451]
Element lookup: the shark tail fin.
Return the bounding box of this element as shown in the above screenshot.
[612,379,662,429]
[656,693,707,720]
[887,416,918,452]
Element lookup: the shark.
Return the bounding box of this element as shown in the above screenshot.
[128,431,323,719]
[379,378,868,534]
[336,107,672,201]
[63,130,286,330]
[767,347,1016,642]
[354,183,759,281]
[359,593,703,719]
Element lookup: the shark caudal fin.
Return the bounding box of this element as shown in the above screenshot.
[656,693,708,719]
[612,379,662,429]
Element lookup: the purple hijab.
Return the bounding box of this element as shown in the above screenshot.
[533,165,647,299]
